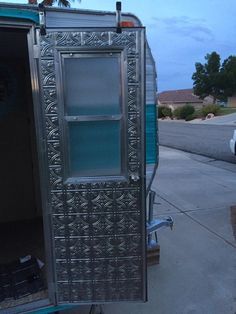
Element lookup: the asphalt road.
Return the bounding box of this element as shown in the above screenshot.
[159,120,236,164]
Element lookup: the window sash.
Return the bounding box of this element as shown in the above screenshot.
[57,50,127,183]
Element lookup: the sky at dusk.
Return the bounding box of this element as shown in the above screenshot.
[2,0,236,91]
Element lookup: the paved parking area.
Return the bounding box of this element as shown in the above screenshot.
[66,146,236,314]
[104,146,236,314]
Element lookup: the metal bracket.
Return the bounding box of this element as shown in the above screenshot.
[116,1,122,33]
[147,190,174,247]
[38,3,46,36]
[147,217,173,235]
[89,304,105,314]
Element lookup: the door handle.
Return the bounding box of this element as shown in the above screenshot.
[130,172,140,182]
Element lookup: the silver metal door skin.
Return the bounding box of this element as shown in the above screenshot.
[38,28,146,304]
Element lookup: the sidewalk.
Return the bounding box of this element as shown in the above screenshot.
[189,112,236,126]
[159,112,236,126]
[103,146,236,314]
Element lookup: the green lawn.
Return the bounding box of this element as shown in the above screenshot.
[218,107,236,115]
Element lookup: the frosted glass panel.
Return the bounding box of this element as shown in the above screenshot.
[68,121,121,177]
[64,56,121,116]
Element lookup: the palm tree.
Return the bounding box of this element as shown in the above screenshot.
[28,0,77,7]
[41,0,75,7]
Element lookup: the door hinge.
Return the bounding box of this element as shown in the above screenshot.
[33,44,40,59]
[39,3,46,36]
[48,282,57,304]
[42,138,46,150]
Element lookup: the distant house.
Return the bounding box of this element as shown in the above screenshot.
[157,88,212,110]
[228,95,236,108]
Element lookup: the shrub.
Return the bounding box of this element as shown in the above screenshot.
[179,104,195,119]
[185,114,196,121]
[162,107,172,118]
[158,106,172,118]
[173,105,195,120]
[158,106,166,118]
[173,107,182,119]
[201,104,220,117]
[194,109,203,118]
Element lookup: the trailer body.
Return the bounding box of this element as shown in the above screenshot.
[0,4,158,313]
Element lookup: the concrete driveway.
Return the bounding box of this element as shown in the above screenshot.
[103,146,236,314]
[66,146,236,314]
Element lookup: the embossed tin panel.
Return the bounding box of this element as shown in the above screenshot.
[38,28,146,304]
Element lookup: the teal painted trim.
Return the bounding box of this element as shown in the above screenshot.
[28,304,78,314]
[146,104,158,164]
[0,8,39,24]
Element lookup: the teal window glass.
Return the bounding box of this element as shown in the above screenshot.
[64,56,121,116]
[68,121,121,177]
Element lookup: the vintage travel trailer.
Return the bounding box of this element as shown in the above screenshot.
[0,2,159,313]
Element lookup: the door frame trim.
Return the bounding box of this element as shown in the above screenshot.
[0,19,55,310]
[28,26,57,305]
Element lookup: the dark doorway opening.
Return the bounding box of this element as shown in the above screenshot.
[0,28,48,311]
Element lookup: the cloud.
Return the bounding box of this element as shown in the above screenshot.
[151,16,214,43]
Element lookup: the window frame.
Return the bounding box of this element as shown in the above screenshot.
[56,48,128,184]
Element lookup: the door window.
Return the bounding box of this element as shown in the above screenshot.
[60,52,126,181]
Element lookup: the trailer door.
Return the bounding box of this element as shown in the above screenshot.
[37,28,146,304]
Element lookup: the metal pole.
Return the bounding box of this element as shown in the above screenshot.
[148,190,156,244]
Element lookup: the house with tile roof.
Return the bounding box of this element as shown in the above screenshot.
[157,88,212,110]
[228,95,236,108]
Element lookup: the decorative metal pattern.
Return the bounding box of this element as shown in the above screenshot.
[127,58,137,83]
[39,29,145,303]
[41,60,55,86]
[82,31,109,46]
[55,32,82,47]
[111,32,137,55]
[40,32,54,58]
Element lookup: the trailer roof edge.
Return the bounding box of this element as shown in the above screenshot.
[0,2,143,26]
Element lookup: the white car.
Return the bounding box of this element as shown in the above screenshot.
[230,130,236,155]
